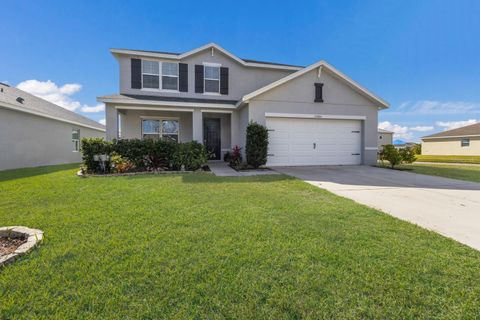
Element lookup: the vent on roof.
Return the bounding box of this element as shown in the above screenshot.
[16,97,25,104]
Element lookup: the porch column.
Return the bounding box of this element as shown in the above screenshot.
[192,109,203,143]
[105,105,118,141]
[230,110,239,148]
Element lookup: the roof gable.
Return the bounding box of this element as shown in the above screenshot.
[110,43,303,71]
[238,60,389,109]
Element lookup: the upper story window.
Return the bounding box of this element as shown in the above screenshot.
[162,62,179,90]
[141,60,179,91]
[204,66,220,93]
[72,129,80,152]
[461,138,470,147]
[142,60,160,89]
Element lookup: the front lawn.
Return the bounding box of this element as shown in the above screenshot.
[394,163,480,183]
[415,154,480,164]
[1,165,480,318]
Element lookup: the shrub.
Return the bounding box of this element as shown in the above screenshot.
[81,138,112,173]
[412,143,422,155]
[383,145,402,168]
[229,145,242,168]
[246,122,269,169]
[171,141,208,171]
[110,153,135,173]
[399,147,417,164]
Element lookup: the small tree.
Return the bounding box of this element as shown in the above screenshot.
[412,143,422,155]
[399,147,417,164]
[382,145,402,168]
[246,121,269,168]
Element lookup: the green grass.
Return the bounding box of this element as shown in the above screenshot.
[397,163,480,183]
[1,165,480,319]
[415,154,480,164]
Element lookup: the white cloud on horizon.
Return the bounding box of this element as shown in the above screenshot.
[99,118,106,125]
[379,121,413,140]
[409,126,435,132]
[16,80,102,115]
[394,100,480,115]
[436,119,478,131]
[81,104,105,113]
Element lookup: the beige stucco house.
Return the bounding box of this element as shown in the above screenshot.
[0,83,105,170]
[421,123,480,155]
[377,129,393,150]
[99,43,389,166]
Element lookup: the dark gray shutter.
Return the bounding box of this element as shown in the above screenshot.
[220,67,229,95]
[195,65,204,93]
[131,59,142,89]
[179,63,188,92]
[314,83,324,102]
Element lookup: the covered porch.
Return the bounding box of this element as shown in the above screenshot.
[106,105,238,160]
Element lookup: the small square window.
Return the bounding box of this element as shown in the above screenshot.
[461,138,470,147]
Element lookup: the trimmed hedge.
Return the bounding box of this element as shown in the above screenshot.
[246,122,269,169]
[81,138,208,173]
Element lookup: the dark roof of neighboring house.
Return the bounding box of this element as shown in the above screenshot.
[111,47,304,68]
[422,122,480,139]
[99,93,237,105]
[0,83,105,131]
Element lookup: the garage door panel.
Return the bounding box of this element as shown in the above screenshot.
[266,117,362,166]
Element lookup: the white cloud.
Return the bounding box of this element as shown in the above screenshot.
[436,119,478,131]
[17,80,82,111]
[409,126,434,132]
[379,121,413,140]
[395,100,480,115]
[81,103,105,113]
[16,79,103,115]
[99,118,106,125]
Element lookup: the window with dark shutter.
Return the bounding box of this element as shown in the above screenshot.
[220,67,229,95]
[131,58,142,89]
[195,65,204,93]
[314,83,324,102]
[179,63,188,92]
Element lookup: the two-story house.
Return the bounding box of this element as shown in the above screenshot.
[98,43,388,166]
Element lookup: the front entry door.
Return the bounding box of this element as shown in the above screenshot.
[203,118,221,160]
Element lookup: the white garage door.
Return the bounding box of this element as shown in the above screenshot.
[266,117,362,166]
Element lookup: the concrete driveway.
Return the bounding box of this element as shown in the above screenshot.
[275,165,480,250]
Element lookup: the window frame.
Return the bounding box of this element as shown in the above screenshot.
[141,60,180,92]
[203,63,221,95]
[461,138,470,147]
[140,117,180,142]
[72,129,80,152]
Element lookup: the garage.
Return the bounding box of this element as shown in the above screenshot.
[266,116,362,166]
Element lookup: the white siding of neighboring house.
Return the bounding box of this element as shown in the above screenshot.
[378,132,393,149]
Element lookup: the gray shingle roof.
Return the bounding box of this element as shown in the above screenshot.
[0,83,105,131]
[422,122,480,139]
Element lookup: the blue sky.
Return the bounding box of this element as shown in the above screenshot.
[2,0,479,141]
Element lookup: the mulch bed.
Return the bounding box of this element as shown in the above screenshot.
[0,237,27,256]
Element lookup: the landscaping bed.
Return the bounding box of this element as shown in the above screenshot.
[0,237,26,256]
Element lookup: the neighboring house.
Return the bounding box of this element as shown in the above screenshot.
[422,123,480,155]
[98,43,388,166]
[394,142,417,149]
[0,83,105,171]
[377,129,393,150]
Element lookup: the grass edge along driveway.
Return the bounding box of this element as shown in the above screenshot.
[1,164,480,319]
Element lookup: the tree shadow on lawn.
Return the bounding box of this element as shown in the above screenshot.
[0,163,80,183]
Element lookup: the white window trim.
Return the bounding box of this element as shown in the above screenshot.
[203,63,221,94]
[72,129,80,152]
[141,60,180,92]
[140,117,180,141]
